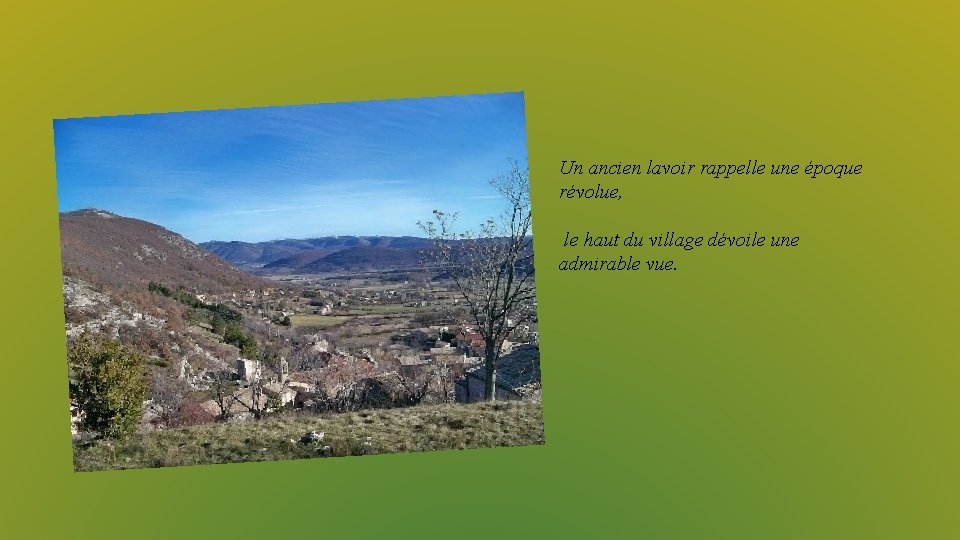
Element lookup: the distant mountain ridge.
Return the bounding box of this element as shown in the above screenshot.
[297,245,421,273]
[59,209,269,292]
[201,236,433,274]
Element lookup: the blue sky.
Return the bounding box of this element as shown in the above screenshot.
[54,92,528,242]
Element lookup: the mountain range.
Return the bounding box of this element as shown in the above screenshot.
[60,209,522,280]
[200,236,433,274]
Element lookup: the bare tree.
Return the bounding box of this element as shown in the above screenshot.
[210,369,234,421]
[430,357,463,403]
[231,378,267,419]
[393,369,433,407]
[418,160,536,401]
[148,370,188,428]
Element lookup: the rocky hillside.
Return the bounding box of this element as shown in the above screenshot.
[60,209,269,292]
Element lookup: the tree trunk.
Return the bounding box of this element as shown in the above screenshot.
[484,341,498,401]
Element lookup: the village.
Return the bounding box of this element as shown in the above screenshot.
[65,269,541,438]
[54,93,541,471]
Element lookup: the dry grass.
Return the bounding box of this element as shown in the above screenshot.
[288,314,350,328]
[73,401,544,472]
[342,303,438,315]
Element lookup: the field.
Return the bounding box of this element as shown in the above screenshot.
[340,303,436,316]
[73,401,544,471]
[287,314,350,328]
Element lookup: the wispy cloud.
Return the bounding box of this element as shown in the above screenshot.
[54,93,528,242]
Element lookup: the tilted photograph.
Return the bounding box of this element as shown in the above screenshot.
[54,92,542,472]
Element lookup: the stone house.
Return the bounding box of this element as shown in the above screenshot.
[236,358,261,382]
[456,329,486,357]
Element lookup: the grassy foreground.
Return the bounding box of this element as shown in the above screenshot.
[74,401,544,472]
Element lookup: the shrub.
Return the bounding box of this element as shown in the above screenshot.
[69,333,148,439]
[224,323,257,357]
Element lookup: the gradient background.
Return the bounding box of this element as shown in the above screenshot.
[1,2,957,538]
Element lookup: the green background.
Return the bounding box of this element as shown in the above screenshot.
[1,1,957,538]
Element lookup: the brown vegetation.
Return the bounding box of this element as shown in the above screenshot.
[60,209,269,293]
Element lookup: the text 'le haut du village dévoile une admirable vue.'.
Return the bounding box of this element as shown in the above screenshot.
[559,231,799,271]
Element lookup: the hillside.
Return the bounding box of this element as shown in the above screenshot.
[260,249,338,273]
[73,401,544,471]
[196,238,327,269]
[60,209,269,293]
[201,236,433,274]
[299,246,421,273]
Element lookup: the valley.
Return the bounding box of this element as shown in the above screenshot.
[61,208,541,470]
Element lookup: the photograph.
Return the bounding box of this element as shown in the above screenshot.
[55,92,542,472]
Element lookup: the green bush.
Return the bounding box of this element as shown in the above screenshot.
[69,333,148,440]
[224,323,257,357]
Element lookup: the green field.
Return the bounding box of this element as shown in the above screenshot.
[341,303,438,316]
[288,314,351,328]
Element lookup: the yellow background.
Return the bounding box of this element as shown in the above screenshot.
[1,1,957,537]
